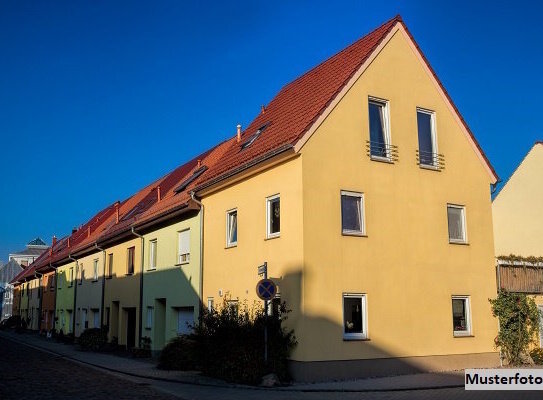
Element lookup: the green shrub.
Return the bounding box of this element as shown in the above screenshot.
[158,336,198,370]
[79,328,107,351]
[530,348,543,365]
[489,290,541,365]
[193,299,297,385]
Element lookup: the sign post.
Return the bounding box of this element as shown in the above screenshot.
[257,262,276,365]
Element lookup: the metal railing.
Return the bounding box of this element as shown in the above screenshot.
[416,150,445,170]
[366,141,399,162]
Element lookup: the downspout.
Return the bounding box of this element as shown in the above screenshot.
[131,227,144,348]
[496,260,503,367]
[95,243,106,332]
[52,263,57,333]
[190,191,204,318]
[68,254,78,336]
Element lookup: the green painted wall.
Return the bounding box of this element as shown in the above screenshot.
[55,261,76,334]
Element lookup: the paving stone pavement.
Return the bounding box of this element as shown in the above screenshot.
[2,331,543,400]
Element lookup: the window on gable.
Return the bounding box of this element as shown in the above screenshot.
[266,195,280,238]
[368,98,391,159]
[178,230,190,264]
[447,204,467,244]
[343,294,367,340]
[226,209,238,247]
[417,108,438,167]
[452,296,471,336]
[341,191,365,236]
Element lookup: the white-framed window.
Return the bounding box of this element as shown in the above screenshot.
[266,195,280,238]
[341,191,365,235]
[207,298,214,312]
[227,300,239,316]
[127,247,135,274]
[452,296,472,336]
[146,306,153,329]
[447,204,467,243]
[107,253,113,278]
[176,307,194,335]
[149,239,157,270]
[368,97,391,160]
[416,108,438,167]
[92,309,100,328]
[69,267,74,287]
[93,259,99,281]
[81,308,88,330]
[343,293,368,340]
[178,230,190,264]
[226,209,238,247]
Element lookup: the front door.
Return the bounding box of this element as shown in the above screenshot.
[126,308,136,349]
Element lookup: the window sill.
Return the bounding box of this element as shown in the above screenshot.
[225,243,237,249]
[265,234,280,241]
[419,164,440,171]
[449,240,469,246]
[370,155,394,164]
[147,268,157,272]
[105,276,112,280]
[125,273,134,276]
[342,231,367,237]
[343,336,370,341]
[453,333,474,338]
[175,262,189,267]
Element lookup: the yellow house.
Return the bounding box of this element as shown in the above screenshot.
[492,142,543,347]
[195,15,500,380]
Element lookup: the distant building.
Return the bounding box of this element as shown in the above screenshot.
[0,259,24,320]
[9,238,49,267]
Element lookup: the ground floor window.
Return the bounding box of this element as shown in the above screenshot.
[207,298,214,312]
[146,306,153,329]
[176,307,194,335]
[92,309,100,328]
[343,294,367,340]
[452,296,471,336]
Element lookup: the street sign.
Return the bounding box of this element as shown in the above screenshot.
[257,262,267,277]
[256,279,277,301]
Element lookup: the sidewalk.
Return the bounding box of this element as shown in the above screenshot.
[0,330,465,392]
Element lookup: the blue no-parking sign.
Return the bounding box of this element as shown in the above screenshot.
[256,279,277,301]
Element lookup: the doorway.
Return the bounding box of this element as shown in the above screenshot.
[125,307,137,349]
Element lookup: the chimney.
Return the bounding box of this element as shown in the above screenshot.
[157,185,161,202]
[197,159,201,168]
[72,227,77,234]
[87,226,91,237]
[52,235,57,247]
[261,105,266,114]
[115,202,120,223]
[67,237,71,248]
[49,248,52,256]
[236,124,241,143]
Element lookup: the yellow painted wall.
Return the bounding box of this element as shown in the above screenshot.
[298,29,497,361]
[103,237,141,346]
[55,261,76,334]
[74,250,105,336]
[492,143,543,257]
[142,211,201,351]
[201,28,497,363]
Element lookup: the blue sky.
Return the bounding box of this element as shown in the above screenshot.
[1,1,541,261]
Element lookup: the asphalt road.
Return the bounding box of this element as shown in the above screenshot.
[1,336,543,400]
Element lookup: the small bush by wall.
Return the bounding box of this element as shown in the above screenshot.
[79,328,107,351]
[158,336,198,370]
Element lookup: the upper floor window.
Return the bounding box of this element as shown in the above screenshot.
[226,209,238,247]
[447,204,467,244]
[178,230,190,265]
[368,97,391,160]
[79,264,84,284]
[93,259,99,281]
[417,108,438,167]
[107,253,113,278]
[69,267,74,287]
[341,191,365,236]
[266,195,280,238]
[127,247,135,274]
[149,239,157,270]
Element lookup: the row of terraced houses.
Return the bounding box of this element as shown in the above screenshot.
[9,16,543,381]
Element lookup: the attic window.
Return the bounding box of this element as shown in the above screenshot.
[174,165,208,193]
[241,123,270,150]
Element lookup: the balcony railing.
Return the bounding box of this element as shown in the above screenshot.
[366,141,399,162]
[416,150,445,170]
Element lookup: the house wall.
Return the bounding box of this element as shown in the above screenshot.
[26,277,41,330]
[103,237,141,347]
[55,261,76,334]
[492,143,543,257]
[40,271,56,331]
[74,250,104,336]
[142,211,201,352]
[296,28,497,371]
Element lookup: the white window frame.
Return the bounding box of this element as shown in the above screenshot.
[149,239,157,270]
[266,194,281,239]
[368,96,392,161]
[342,293,368,340]
[416,107,438,168]
[207,297,214,312]
[447,204,468,244]
[340,190,366,236]
[452,296,472,337]
[177,229,190,265]
[69,267,74,287]
[146,306,153,329]
[226,209,238,247]
[93,259,99,281]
